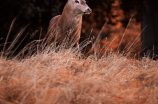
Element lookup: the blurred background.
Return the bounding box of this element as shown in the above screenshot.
[0,0,142,57]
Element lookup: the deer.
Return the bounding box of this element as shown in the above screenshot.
[47,0,92,49]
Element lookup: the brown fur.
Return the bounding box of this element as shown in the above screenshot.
[47,0,92,48]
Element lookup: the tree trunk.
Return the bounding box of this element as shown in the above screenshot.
[141,0,158,59]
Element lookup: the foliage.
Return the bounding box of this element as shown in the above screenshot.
[0,0,142,55]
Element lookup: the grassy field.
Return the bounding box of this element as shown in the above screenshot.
[0,46,158,104]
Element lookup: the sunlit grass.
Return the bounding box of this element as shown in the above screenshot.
[0,42,158,104]
[0,18,158,104]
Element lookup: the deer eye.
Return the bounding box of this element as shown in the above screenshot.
[75,0,79,3]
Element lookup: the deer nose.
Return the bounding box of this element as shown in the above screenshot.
[87,8,92,13]
[84,8,92,14]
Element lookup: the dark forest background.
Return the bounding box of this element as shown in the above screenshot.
[0,0,142,57]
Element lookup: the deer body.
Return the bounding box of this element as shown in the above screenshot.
[47,0,92,48]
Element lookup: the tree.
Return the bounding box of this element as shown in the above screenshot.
[141,0,158,59]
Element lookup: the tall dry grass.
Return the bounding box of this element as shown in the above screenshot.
[0,18,158,104]
[0,46,158,104]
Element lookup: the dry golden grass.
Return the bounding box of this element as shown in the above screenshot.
[0,47,158,104]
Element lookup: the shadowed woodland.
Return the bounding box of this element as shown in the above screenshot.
[0,0,143,57]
